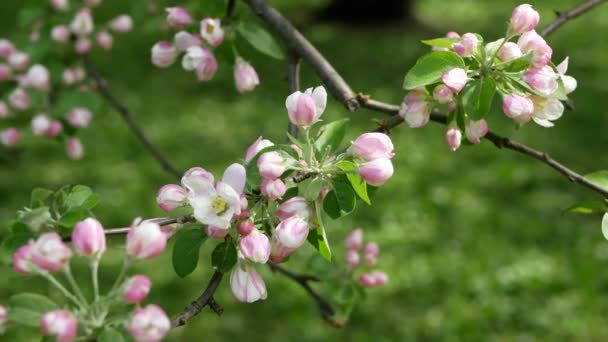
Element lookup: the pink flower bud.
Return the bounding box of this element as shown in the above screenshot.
[75,38,92,55]
[26,64,50,92]
[257,151,287,179]
[523,65,558,96]
[432,84,453,104]
[497,42,522,62]
[110,15,133,33]
[446,31,460,39]
[358,273,376,288]
[285,86,327,127]
[205,225,229,239]
[41,310,77,342]
[452,32,478,57]
[364,242,379,265]
[195,49,218,82]
[66,137,84,160]
[126,305,170,342]
[126,219,167,260]
[0,101,10,118]
[444,127,462,151]
[345,228,363,250]
[51,26,71,43]
[67,107,92,128]
[182,166,214,184]
[30,233,72,272]
[73,67,86,81]
[276,196,311,221]
[50,0,69,11]
[13,243,35,274]
[200,18,224,47]
[345,249,360,269]
[123,275,152,303]
[351,132,395,161]
[72,218,106,257]
[1,128,20,146]
[166,7,193,29]
[261,178,287,201]
[359,158,394,186]
[173,31,200,52]
[240,229,271,263]
[442,67,467,92]
[270,216,309,263]
[398,89,432,128]
[8,51,29,70]
[465,119,488,144]
[370,270,389,286]
[156,184,187,212]
[510,4,539,35]
[181,46,204,71]
[0,39,15,58]
[46,120,63,138]
[62,69,76,85]
[234,58,259,93]
[237,220,255,236]
[230,263,267,303]
[517,30,552,67]
[245,136,274,163]
[502,94,534,124]
[151,41,177,68]
[70,9,94,36]
[96,31,113,50]
[32,114,51,136]
[9,88,30,111]
[0,64,11,81]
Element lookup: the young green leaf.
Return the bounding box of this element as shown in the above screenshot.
[336,161,370,205]
[584,170,608,189]
[237,22,285,60]
[65,185,94,210]
[460,77,496,120]
[300,177,325,201]
[314,119,350,156]
[211,238,237,273]
[420,37,460,49]
[307,202,332,261]
[172,226,207,278]
[8,293,58,327]
[30,188,53,208]
[403,51,465,90]
[562,200,608,215]
[322,178,357,219]
[99,328,125,342]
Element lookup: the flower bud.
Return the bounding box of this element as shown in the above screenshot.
[200,18,224,47]
[70,9,94,36]
[51,26,71,43]
[523,65,558,96]
[502,94,534,124]
[257,151,287,179]
[370,270,389,286]
[442,67,467,92]
[517,30,552,67]
[8,51,30,70]
[364,242,379,265]
[75,37,92,55]
[182,46,205,71]
[358,273,376,288]
[345,249,360,269]
[510,4,540,35]
[276,196,311,221]
[240,229,271,264]
[444,127,462,151]
[0,101,10,118]
[13,243,35,274]
[110,15,133,33]
[96,31,113,50]
[205,225,229,239]
[260,178,286,201]
[452,32,478,57]
[1,128,20,147]
[41,310,77,342]
[67,107,92,128]
[0,39,15,58]
[237,220,255,236]
[72,218,106,257]
[123,275,152,303]
[151,41,177,68]
[126,219,167,260]
[195,49,218,82]
[234,58,259,93]
[0,64,11,81]
[9,88,30,111]
[230,262,267,303]
[465,119,488,144]
[173,31,200,52]
[497,42,522,62]
[270,216,309,263]
[446,31,460,39]
[432,84,453,104]
[156,184,187,212]
[350,132,395,161]
[62,69,76,85]
[50,0,69,11]
[30,233,72,272]
[126,305,170,342]
[344,228,364,250]
[166,7,193,29]
[66,137,84,160]
[245,136,274,163]
[182,166,214,184]
[26,64,50,92]
[359,158,394,186]
[285,86,327,127]
[398,89,432,128]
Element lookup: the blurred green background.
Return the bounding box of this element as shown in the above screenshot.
[1,0,608,340]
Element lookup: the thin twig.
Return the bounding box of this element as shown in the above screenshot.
[170,271,225,328]
[287,52,301,138]
[539,0,606,37]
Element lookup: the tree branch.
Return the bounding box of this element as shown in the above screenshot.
[170,271,224,328]
[287,52,301,138]
[539,0,606,37]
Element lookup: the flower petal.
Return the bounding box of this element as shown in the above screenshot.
[222,163,246,194]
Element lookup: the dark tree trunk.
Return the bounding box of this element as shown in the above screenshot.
[319,0,414,25]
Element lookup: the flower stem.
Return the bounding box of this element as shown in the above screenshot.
[91,259,100,302]
[64,266,88,305]
[110,259,130,294]
[41,272,86,310]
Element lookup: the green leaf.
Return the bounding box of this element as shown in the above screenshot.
[323,177,356,219]
[503,58,530,72]
[31,188,53,208]
[18,207,51,231]
[211,238,237,273]
[336,161,370,205]
[172,227,207,278]
[461,77,496,120]
[563,200,608,215]
[308,202,331,261]
[403,51,465,90]
[59,209,88,230]
[322,190,341,219]
[8,293,58,327]
[286,132,305,150]
[603,213,608,240]
[300,177,325,202]
[99,328,125,342]
[0,229,35,264]
[237,22,285,60]
[65,185,94,210]
[584,171,608,189]
[314,119,350,156]
[420,37,459,49]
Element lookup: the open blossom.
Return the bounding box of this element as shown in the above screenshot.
[96,31,113,50]
[174,31,200,52]
[72,218,106,257]
[497,42,522,62]
[8,51,29,70]
[123,275,152,303]
[0,39,15,58]
[359,158,394,186]
[200,18,224,47]
[240,229,271,263]
[452,32,478,57]
[556,57,577,94]
[9,88,30,111]
[67,107,93,128]
[399,89,432,128]
[245,136,274,163]
[530,96,564,127]
[110,15,133,33]
[510,4,540,35]
[51,25,71,43]
[230,261,267,303]
[234,59,259,93]
[151,41,177,68]
[1,128,20,146]
[261,178,286,201]
[285,86,327,127]
[442,67,467,92]
[26,64,50,92]
[70,8,94,36]
[30,233,72,272]
[276,196,311,221]
[444,127,462,151]
[126,304,170,342]
[523,65,558,96]
[257,151,287,179]
[66,137,84,160]
[182,46,205,71]
[166,7,193,29]
[195,49,218,82]
[350,132,394,161]
[156,184,187,212]
[41,310,77,342]
[13,243,35,274]
[502,94,534,124]
[465,119,488,144]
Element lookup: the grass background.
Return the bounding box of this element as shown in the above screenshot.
[1,0,608,340]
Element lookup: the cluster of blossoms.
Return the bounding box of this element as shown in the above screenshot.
[151,7,260,93]
[344,229,388,288]
[156,85,395,303]
[399,4,576,152]
[5,217,171,342]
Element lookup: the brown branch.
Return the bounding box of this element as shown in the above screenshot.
[539,0,606,37]
[81,54,183,180]
[170,270,224,328]
[287,52,301,138]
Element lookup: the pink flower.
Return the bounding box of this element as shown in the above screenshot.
[0,64,11,81]
[181,46,205,71]
[51,26,71,43]
[41,310,77,342]
[75,38,92,55]
[222,163,247,195]
[0,305,6,333]
[13,243,35,274]
[245,136,274,163]
[9,88,30,111]
[70,8,94,36]
[66,137,84,160]
[359,158,394,186]
[452,32,478,57]
[156,184,187,212]
[364,242,379,266]
[50,0,69,11]
[0,39,15,58]
[110,15,133,33]
[8,51,29,70]
[465,119,488,144]
[205,225,229,239]
[173,31,201,52]
[358,273,376,288]
[257,151,287,179]
[166,7,193,29]
[126,304,170,342]
[433,84,454,104]
[30,233,72,272]
[345,249,360,269]
[32,114,51,136]
[96,31,113,50]
[442,68,467,92]
[444,127,462,151]
[285,86,327,127]
[46,121,63,138]
[260,178,287,201]
[523,65,558,96]
[398,89,432,128]
[200,18,224,47]
[151,41,177,68]
[0,100,9,118]
[26,64,50,92]
[270,216,309,263]
[510,4,540,35]
[502,94,534,124]
[237,220,255,236]
[72,218,106,257]
[126,219,167,260]
[67,107,92,128]
[234,58,259,93]
[517,30,552,67]
[230,262,267,303]
[123,275,152,303]
[240,229,271,264]
[497,42,522,62]
[1,128,20,147]
[276,196,311,221]
[345,228,363,250]
[195,49,218,82]
[351,132,395,161]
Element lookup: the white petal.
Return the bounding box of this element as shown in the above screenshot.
[556,57,569,75]
[539,99,564,120]
[222,163,246,194]
[532,117,554,127]
[561,75,577,94]
[182,175,215,197]
[216,181,241,214]
[285,91,301,114]
[311,86,327,114]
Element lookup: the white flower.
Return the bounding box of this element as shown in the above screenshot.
[531,97,564,128]
[556,57,577,95]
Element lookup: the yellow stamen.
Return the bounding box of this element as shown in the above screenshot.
[206,24,215,35]
[211,197,227,215]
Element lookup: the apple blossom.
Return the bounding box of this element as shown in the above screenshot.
[257,151,288,179]
[126,219,167,260]
[497,42,522,62]
[205,225,230,239]
[371,270,389,286]
[433,84,454,104]
[237,220,255,236]
[452,32,479,57]
[345,228,363,250]
[151,41,177,68]
[67,107,93,128]
[182,166,214,183]
[234,58,259,93]
[442,67,467,92]
[345,249,360,269]
[166,7,193,29]
[358,273,375,288]
[285,86,327,127]
[174,31,201,52]
[359,158,394,186]
[51,25,71,43]
[0,64,11,81]
[364,242,379,266]
[70,9,94,36]
[245,136,274,163]
[50,0,69,11]
[230,262,267,303]
[96,31,113,50]
[261,178,287,201]
[63,69,76,85]
[444,127,462,151]
[8,51,29,70]
[270,216,309,263]
[12,243,35,274]
[26,64,50,92]
[110,15,133,33]
[350,132,395,161]
[398,89,432,128]
[523,65,558,96]
[0,39,14,58]
[556,57,577,94]
[222,163,247,195]
[182,46,205,71]
[66,137,84,160]
[75,38,92,55]
[465,119,489,144]
[30,232,72,272]
[0,128,20,146]
[32,114,51,136]
[195,49,218,82]
[530,96,564,128]
[123,275,152,303]
[156,184,187,212]
[200,18,224,47]
[510,4,540,35]
[126,304,170,342]
[9,88,30,111]
[502,94,534,124]
[72,218,106,257]
[276,196,311,221]
[41,310,77,342]
[517,30,552,67]
[240,229,271,264]
[45,121,63,138]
